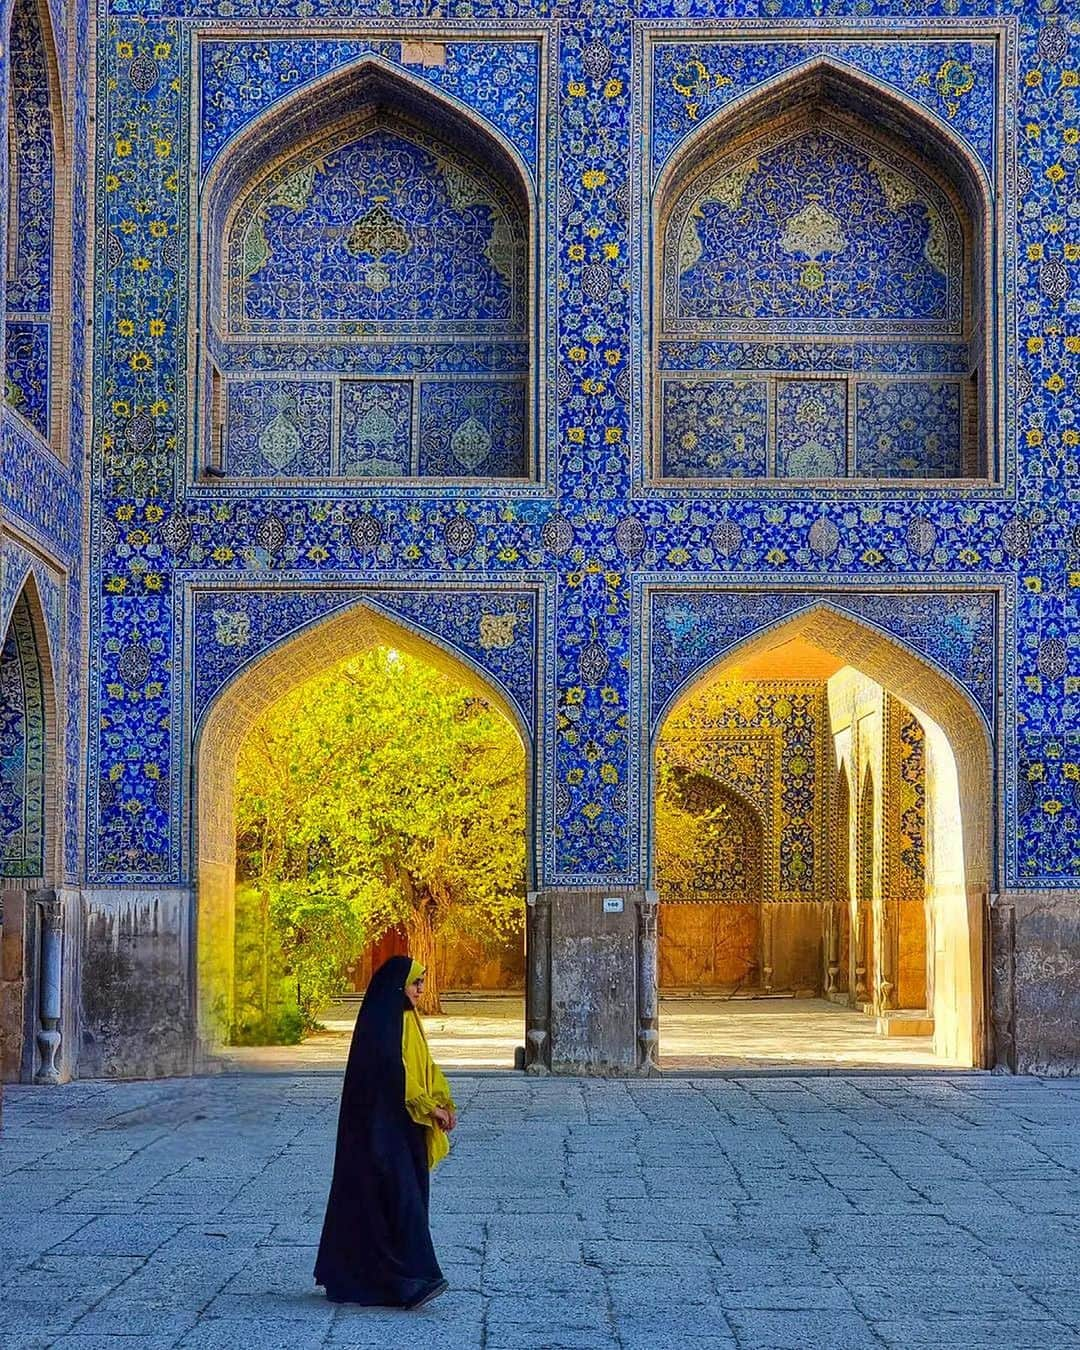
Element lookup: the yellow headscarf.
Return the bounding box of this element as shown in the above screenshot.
[405,958,425,986]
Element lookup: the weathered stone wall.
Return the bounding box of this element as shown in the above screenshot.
[77,889,196,1078]
[993,892,1080,1077]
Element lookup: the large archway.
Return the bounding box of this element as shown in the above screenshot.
[192,600,533,1068]
[651,605,992,1070]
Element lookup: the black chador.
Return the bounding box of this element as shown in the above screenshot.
[314,954,454,1309]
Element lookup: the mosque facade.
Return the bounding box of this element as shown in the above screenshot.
[2,0,1079,1085]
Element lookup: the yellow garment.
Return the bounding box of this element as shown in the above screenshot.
[402,1007,455,1170]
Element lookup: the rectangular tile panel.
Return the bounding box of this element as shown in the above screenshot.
[418,378,527,478]
[225,379,333,478]
[775,379,847,478]
[660,376,768,478]
[855,379,963,478]
[339,380,413,477]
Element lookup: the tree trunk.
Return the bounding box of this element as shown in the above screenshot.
[404,902,442,1014]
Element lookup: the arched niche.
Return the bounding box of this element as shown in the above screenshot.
[651,60,993,484]
[4,0,69,452]
[191,598,534,1052]
[655,766,764,904]
[648,602,993,1065]
[198,59,535,484]
[0,577,59,884]
[0,575,61,1083]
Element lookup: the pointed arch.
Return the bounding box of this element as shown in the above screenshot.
[654,56,991,224]
[196,55,536,483]
[0,573,59,882]
[648,598,992,1064]
[191,598,534,1049]
[650,57,994,482]
[654,766,764,905]
[201,53,533,222]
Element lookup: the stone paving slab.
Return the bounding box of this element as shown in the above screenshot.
[1,1074,1079,1349]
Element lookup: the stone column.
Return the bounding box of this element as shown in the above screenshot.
[824,903,841,995]
[636,891,659,1075]
[524,890,552,1074]
[853,905,869,1005]
[34,892,62,1085]
[761,905,775,992]
[877,901,896,1012]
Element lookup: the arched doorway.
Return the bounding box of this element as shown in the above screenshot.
[651,607,991,1070]
[192,600,533,1068]
[0,578,61,1082]
[654,768,764,991]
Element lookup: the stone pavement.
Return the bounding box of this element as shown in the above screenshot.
[2,1074,1080,1350]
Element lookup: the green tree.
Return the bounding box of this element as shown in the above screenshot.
[235,647,526,1031]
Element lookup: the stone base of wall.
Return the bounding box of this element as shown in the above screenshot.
[527,888,656,1076]
[77,888,197,1079]
[992,892,1080,1076]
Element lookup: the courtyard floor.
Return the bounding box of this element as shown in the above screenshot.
[222,995,942,1073]
[2,1074,1080,1349]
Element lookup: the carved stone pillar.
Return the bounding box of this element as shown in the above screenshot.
[636,891,659,1075]
[524,890,551,1074]
[35,892,62,1085]
[853,905,868,1004]
[761,905,775,992]
[877,901,896,1012]
[824,903,841,995]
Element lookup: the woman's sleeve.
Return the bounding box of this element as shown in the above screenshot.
[402,1015,441,1118]
[430,1059,456,1110]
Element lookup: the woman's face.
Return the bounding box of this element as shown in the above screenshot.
[405,975,424,1008]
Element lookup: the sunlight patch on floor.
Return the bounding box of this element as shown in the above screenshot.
[220,993,955,1073]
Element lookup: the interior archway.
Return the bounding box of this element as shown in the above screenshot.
[651,59,993,483]
[193,600,532,1068]
[651,606,991,1070]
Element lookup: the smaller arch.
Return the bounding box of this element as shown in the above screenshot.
[191,598,535,1050]
[0,573,59,884]
[655,766,765,905]
[197,56,536,484]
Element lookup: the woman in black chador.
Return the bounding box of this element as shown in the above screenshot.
[315,955,457,1309]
